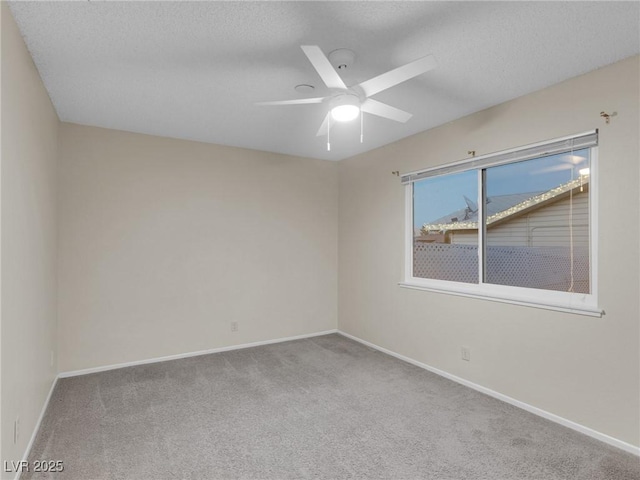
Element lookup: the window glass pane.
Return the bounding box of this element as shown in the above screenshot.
[484,149,590,293]
[413,170,478,283]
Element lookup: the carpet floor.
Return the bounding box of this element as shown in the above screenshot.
[25,334,639,479]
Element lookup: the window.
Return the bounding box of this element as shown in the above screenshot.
[402,131,600,316]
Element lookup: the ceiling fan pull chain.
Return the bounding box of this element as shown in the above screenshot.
[360,110,364,144]
[327,117,331,151]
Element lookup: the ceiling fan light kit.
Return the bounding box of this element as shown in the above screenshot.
[330,94,360,122]
[331,105,360,123]
[257,45,437,150]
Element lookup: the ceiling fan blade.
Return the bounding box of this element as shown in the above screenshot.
[361,98,412,123]
[316,112,330,137]
[256,97,325,106]
[357,54,437,97]
[301,45,347,91]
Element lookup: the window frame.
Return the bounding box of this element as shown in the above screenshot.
[401,135,601,317]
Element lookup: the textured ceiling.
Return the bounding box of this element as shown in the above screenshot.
[9,1,640,161]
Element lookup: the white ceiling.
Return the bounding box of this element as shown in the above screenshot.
[9,1,640,161]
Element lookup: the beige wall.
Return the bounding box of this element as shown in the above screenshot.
[338,55,640,446]
[58,124,338,372]
[1,3,59,471]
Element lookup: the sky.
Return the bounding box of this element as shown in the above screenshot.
[413,148,590,228]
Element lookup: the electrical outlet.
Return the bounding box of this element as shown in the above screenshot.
[230,321,238,332]
[14,417,20,444]
[461,347,471,362]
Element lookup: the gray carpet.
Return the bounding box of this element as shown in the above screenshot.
[25,334,639,479]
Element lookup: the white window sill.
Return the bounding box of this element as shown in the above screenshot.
[398,281,603,318]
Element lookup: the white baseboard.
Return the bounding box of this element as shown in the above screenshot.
[32,328,639,467]
[338,330,640,457]
[58,329,338,378]
[15,376,59,480]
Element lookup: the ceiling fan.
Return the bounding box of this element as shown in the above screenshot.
[256,45,437,150]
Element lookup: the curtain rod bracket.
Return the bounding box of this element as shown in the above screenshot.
[468,150,476,157]
[600,111,617,124]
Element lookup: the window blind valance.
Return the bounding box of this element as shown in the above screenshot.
[401,130,598,185]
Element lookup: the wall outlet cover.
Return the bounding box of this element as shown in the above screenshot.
[461,347,471,361]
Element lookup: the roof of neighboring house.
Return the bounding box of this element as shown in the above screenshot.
[420,177,588,234]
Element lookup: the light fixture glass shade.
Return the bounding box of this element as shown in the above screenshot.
[331,104,360,122]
